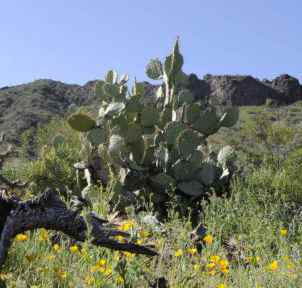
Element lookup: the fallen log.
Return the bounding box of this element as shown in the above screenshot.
[0,188,157,268]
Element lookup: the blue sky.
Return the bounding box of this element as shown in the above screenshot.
[0,0,301,87]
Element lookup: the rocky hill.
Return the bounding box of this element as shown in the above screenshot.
[0,74,301,144]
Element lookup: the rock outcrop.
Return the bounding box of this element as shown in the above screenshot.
[0,74,301,144]
[196,74,301,106]
[0,79,97,143]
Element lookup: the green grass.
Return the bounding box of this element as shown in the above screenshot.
[1,109,302,287]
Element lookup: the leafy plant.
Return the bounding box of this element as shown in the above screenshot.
[66,40,239,218]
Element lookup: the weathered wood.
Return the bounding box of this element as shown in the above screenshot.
[0,188,157,268]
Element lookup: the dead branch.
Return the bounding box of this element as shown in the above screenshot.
[0,188,157,268]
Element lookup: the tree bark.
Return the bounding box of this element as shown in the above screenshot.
[0,188,157,268]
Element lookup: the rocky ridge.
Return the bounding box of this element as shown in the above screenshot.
[0,74,301,144]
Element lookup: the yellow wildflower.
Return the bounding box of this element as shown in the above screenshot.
[139,229,150,238]
[56,270,67,280]
[16,233,28,241]
[115,235,126,243]
[38,229,49,241]
[175,249,183,257]
[268,260,278,271]
[120,220,135,231]
[280,228,288,237]
[70,244,79,253]
[219,259,230,274]
[46,254,55,261]
[193,264,200,271]
[116,275,125,285]
[136,239,143,245]
[53,244,61,252]
[217,284,227,288]
[203,234,213,245]
[187,247,197,255]
[210,255,220,263]
[206,262,216,271]
[90,265,99,273]
[97,259,107,267]
[84,275,95,285]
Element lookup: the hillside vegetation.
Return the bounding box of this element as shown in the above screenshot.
[0,42,302,288]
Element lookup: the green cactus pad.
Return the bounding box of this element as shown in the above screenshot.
[175,70,189,86]
[178,181,204,197]
[188,150,204,171]
[164,122,186,146]
[197,163,217,186]
[132,81,145,96]
[103,83,120,99]
[193,110,220,136]
[164,40,184,76]
[183,103,201,124]
[176,89,194,106]
[95,80,108,102]
[67,113,96,132]
[128,137,145,164]
[159,106,172,128]
[87,127,107,146]
[141,106,159,127]
[145,58,163,80]
[126,95,143,113]
[150,173,176,189]
[105,70,118,84]
[173,159,196,181]
[143,127,156,135]
[119,74,129,84]
[125,123,142,144]
[109,134,126,156]
[177,129,203,158]
[219,106,239,127]
[104,102,125,118]
[142,145,155,166]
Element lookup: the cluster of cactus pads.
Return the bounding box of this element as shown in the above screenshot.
[66,40,239,213]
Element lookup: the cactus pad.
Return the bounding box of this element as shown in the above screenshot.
[178,181,204,197]
[145,58,163,80]
[68,113,96,132]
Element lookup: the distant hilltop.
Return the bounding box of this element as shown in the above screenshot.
[0,74,301,144]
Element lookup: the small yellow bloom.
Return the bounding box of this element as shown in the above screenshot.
[217,284,227,288]
[16,233,28,241]
[210,255,220,263]
[84,275,95,285]
[280,228,288,237]
[139,229,150,238]
[193,264,200,271]
[46,254,55,261]
[206,262,216,271]
[187,247,198,255]
[120,220,135,231]
[97,259,107,267]
[115,235,126,243]
[116,275,125,285]
[38,228,49,241]
[175,249,183,257]
[123,251,134,260]
[203,234,213,245]
[56,270,67,280]
[136,239,143,245]
[268,260,279,271]
[70,244,79,253]
[53,244,61,252]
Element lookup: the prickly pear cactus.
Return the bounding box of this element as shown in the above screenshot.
[67,40,239,217]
